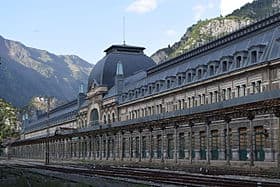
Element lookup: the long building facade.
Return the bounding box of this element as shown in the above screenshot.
[10,13,280,168]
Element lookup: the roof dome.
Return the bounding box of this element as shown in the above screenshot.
[88,44,156,90]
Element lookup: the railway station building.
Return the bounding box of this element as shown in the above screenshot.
[10,13,280,168]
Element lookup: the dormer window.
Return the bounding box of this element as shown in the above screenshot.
[251,51,257,63]
[141,88,145,96]
[222,61,227,72]
[209,66,214,76]
[187,73,192,82]
[167,79,171,88]
[156,83,160,92]
[236,56,242,68]
[148,86,152,94]
[178,76,182,85]
[197,69,202,79]
[135,90,138,98]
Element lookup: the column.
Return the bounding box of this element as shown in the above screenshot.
[105,134,109,160]
[149,127,153,162]
[248,112,255,167]
[274,109,280,167]
[99,135,102,160]
[174,124,178,163]
[139,129,142,162]
[224,116,231,166]
[78,137,81,159]
[206,119,211,165]
[113,133,117,160]
[87,136,91,159]
[91,136,95,160]
[120,131,124,161]
[129,131,133,161]
[189,122,193,164]
[161,127,165,163]
[45,139,50,165]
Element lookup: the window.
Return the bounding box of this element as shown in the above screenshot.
[257,81,261,93]
[188,97,191,108]
[157,135,162,159]
[200,131,206,160]
[227,88,232,99]
[156,84,160,92]
[135,90,138,98]
[197,69,202,79]
[103,115,107,124]
[236,56,242,68]
[209,92,213,104]
[198,95,202,105]
[107,114,111,123]
[112,113,115,122]
[148,86,152,94]
[251,51,257,63]
[222,61,227,72]
[202,94,206,105]
[252,82,256,94]
[222,89,226,101]
[192,96,195,107]
[242,84,246,96]
[167,80,171,88]
[187,73,192,82]
[209,65,214,76]
[141,88,145,96]
[239,127,247,161]
[179,133,185,159]
[178,100,182,110]
[211,130,219,160]
[178,76,182,85]
[214,91,218,103]
[236,86,240,97]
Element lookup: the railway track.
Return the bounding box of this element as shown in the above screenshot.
[9,162,280,187]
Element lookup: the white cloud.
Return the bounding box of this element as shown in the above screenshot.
[165,29,177,37]
[192,2,215,21]
[126,0,157,14]
[220,0,253,16]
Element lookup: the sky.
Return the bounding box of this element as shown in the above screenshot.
[0,0,253,64]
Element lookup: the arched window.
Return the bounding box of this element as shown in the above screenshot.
[103,115,107,124]
[107,114,111,124]
[90,108,99,126]
[112,113,115,122]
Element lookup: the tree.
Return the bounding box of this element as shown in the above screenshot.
[0,98,19,145]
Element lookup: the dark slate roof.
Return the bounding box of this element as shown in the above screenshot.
[88,44,156,90]
[119,13,280,101]
[24,99,80,133]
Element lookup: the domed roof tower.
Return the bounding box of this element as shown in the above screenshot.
[88,44,156,91]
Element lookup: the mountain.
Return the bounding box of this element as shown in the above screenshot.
[0,35,93,107]
[151,0,280,63]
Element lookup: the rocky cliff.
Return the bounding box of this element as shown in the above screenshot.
[0,36,93,107]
